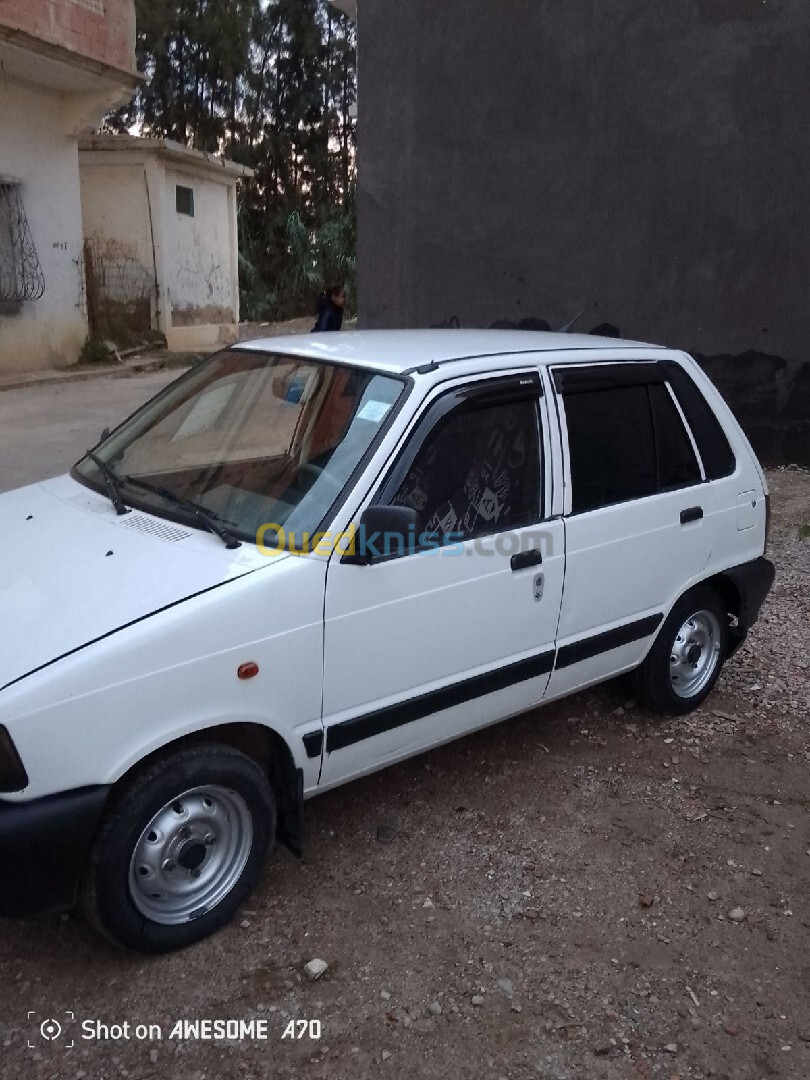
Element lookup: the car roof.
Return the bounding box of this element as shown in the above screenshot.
[232,329,670,376]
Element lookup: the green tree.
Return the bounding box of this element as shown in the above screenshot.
[238,0,356,319]
[109,0,257,149]
[106,0,357,322]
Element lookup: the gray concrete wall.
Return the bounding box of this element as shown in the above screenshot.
[356,0,810,463]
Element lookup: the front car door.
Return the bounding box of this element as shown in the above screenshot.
[318,370,565,789]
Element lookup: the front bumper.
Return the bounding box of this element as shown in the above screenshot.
[0,786,110,917]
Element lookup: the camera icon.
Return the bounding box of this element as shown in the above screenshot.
[27,1011,75,1049]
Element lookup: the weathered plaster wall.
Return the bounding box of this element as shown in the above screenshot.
[78,157,156,339]
[356,0,810,462]
[163,167,237,330]
[79,161,151,273]
[0,79,87,372]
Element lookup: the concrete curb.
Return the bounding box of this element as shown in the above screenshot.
[0,318,348,394]
[0,355,191,393]
[0,318,329,394]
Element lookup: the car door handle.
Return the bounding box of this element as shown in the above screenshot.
[680,506,704,525]
[511,549,543,571]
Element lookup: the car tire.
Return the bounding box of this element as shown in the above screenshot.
[635,586,729,716]
[81,745,276,953]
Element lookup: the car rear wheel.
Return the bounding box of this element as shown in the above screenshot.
[635,586,729,715]
[81,745,276,953]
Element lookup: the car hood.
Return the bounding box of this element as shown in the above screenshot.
[0,476,280,691]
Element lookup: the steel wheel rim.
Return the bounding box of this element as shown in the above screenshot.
[128,785,253,925]
[669,608,723,699]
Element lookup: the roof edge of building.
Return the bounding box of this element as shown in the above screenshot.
[78,134,254,179]
[0,23,142,88]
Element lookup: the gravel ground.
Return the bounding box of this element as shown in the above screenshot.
[1,469,807,1080]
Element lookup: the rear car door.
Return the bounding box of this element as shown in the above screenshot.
[546,360,717,698]
[318,371,565,788]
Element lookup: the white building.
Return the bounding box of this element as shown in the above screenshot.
[79,135,253,352]
[0,0,139,373]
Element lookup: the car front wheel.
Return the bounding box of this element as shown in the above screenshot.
[81,745,276,952]
[635,586,729,715]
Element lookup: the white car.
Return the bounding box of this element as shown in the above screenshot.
[0,331,774,952]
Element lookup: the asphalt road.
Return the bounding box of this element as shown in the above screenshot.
[0,370,183,494]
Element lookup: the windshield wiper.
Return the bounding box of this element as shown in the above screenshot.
[121,475,242,550]
[85,449,129,516]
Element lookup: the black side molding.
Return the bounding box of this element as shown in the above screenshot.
[326,649,555,753]
[302,731,324,759]
[555,614,664,670]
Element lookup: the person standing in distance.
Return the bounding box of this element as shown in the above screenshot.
[312,284,346,332]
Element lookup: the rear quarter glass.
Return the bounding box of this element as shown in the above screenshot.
[671,353,769,495]
[662,360,736,480]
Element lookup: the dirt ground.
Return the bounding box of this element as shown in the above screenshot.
[1,469,808,1080]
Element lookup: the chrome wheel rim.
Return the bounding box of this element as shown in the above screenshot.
[669,608,723,699]
[128,786,253,925]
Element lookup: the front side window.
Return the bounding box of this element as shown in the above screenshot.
[389,396,541,544]
[73,350,405,542]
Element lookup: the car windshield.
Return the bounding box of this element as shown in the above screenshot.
[73,349,406,544]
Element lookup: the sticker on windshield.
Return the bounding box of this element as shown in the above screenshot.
[357,400,393,423]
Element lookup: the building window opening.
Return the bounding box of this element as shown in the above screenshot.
[176,186,195,217]
[0,182,45,304]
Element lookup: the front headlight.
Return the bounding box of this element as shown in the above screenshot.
[0,726,28,792]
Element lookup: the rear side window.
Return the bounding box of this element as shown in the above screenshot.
[649,383,702,490]
[559,365,704,514]
[564,385,657,513]
[662,362,736,479]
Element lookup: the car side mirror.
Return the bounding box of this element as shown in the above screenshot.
[98,427,111,445]
[342,504,423,565]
